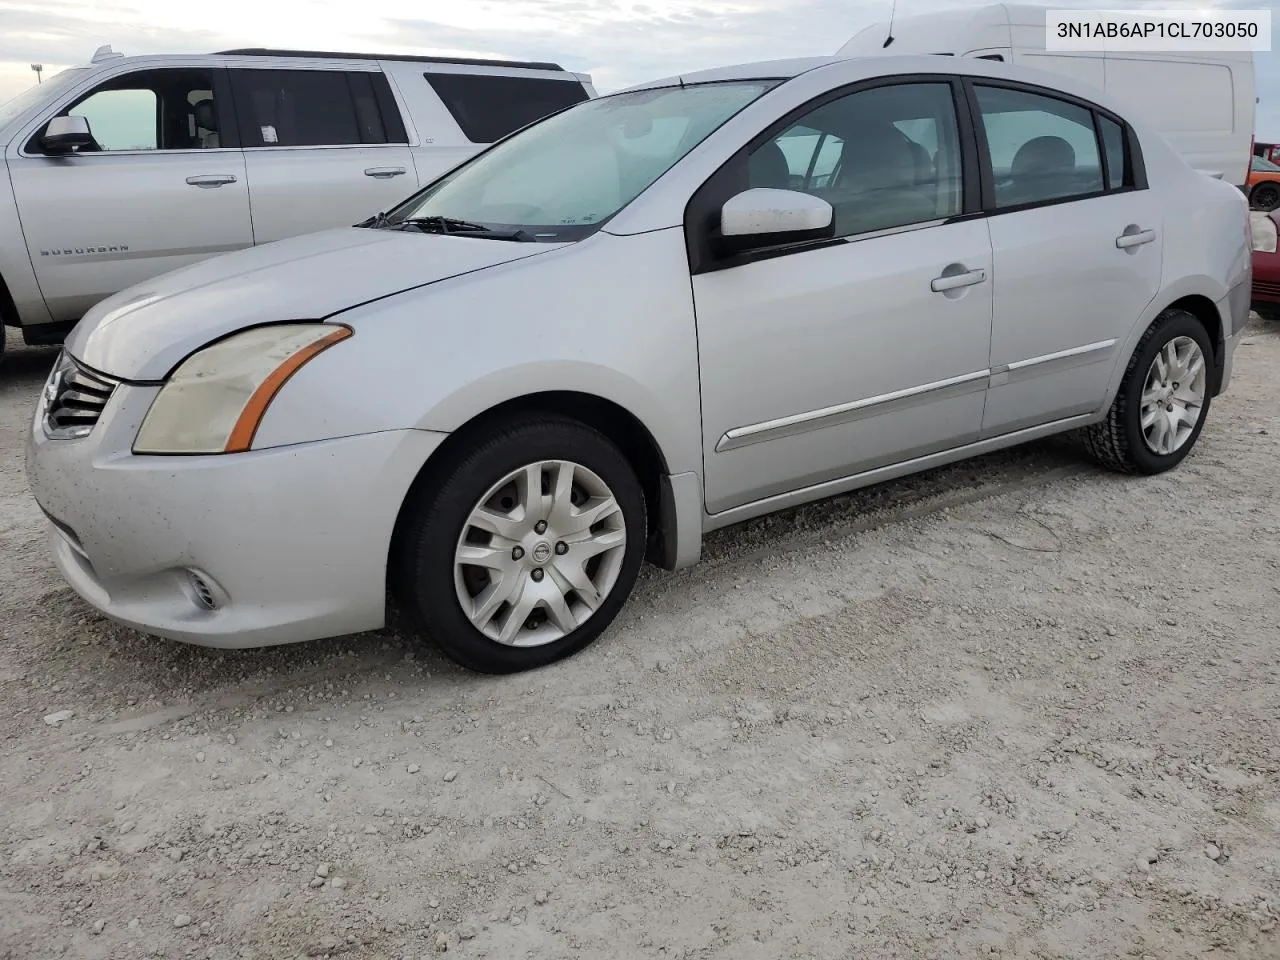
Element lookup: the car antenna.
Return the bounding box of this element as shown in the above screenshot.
[883,0,898,47]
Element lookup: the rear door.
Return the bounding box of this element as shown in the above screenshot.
[970,80,1163,436]
[6,67,252,323]
[229,66,415,242]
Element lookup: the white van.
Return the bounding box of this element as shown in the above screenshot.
[837,3,1255,186]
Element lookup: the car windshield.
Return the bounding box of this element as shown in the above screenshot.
[1254,155,1280,173]
[386,80,780,241]
[0,68,87,131]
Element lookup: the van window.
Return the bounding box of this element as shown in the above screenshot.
[974,85,1104,208]
[41,69,223,153]
[230,69,406,147]
[746,81,963,238]
[424,73,589,143]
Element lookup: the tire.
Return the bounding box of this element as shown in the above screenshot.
[1083,308,1213,475]
[392,415,648,674]
[1256,303,1280,324]
[1251,181,1280,212]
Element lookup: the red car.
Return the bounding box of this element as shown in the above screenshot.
[1254,210,1280,322]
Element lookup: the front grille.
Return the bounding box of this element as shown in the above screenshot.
[1255,279,1280,299]
[43,354,117,439]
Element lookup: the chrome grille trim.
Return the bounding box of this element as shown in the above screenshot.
[43,353,118,439]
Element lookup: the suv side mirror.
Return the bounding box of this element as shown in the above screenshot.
[41,115,95,154]
[718,188,834,253]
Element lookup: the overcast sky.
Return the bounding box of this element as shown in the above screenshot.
[1,0,1276,138]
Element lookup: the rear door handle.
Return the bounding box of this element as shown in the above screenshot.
[931,268,986,293]
[1116,228,1156,249]
[364,166,406,179]
[186,174,237,187]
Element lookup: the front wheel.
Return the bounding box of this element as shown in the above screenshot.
[1083,308,1213,475]
[393,415,647,673]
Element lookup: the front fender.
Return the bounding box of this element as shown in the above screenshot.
[0,156,51,327]
[250,228,704,479]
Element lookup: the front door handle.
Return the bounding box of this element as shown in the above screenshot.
[186,174,237,187]
[1116,227,1156,249]
[364,166,407,179]
[931,268,986,293]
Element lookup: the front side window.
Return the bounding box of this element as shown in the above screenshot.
[744,81,964,238]
[389,80,778,241]
[424,73,590,143]
[1254,155,1280,173]
[975,85,1104,208]
[40,69,222,152]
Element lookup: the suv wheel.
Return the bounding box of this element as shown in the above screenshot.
[394,415,647,673]
[1084,308,1213,475]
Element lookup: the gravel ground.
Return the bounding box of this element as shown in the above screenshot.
[1,320,1279,960]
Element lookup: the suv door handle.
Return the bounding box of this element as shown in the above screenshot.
[930,268,986,293]
[1116,228,1156,249]
[364,166,406,179]
[186,174,237,187]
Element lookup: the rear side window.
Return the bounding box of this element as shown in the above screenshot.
[1097,115,1127,190]
[973,85,1103,208]
[424,73,589,143]
[230,69,407,147]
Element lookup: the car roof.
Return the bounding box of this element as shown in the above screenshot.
[617,53,1121,106]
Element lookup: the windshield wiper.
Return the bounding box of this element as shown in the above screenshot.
[395,216,537,242]
[355,211,392,228]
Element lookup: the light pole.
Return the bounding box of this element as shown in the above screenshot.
[30,64,42,84]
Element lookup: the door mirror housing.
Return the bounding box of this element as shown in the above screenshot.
[718,188,834,253]
[41,115,95,154]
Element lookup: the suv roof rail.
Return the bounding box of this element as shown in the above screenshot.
[214,48,566,71]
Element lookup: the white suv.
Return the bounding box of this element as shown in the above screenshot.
[0,45,595,359]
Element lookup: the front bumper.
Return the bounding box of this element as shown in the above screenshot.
[25,373,446,648]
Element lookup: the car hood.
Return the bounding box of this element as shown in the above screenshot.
[65,227,560,381]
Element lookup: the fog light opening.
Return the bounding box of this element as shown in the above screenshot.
[186,569,219,611]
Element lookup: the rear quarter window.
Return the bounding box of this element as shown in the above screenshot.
[423,73,589,143]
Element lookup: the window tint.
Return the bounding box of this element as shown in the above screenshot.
[50,69,223,152]
[746,82,963,238]
[424,73,589,143]
[1098,115,1127,190]
[231,69,403,147]
[974,85,1103,207]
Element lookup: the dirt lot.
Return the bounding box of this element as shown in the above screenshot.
[1,320,1279,960]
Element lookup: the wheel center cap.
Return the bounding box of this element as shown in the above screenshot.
[531,541,552,564]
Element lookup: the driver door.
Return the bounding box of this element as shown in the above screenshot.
[689,79,995,515]
[7,67,252,323]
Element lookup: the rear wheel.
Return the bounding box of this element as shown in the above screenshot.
[393,415,647,673]
[1251,181,1280,212]
[1083,308,1212,475]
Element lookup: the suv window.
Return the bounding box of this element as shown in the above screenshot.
[423,73,589,143]
[745,81,964,238]
[974,85,1104,207]
[41,69,224,152]
[230,69,406,147]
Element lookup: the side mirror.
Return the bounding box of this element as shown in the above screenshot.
[41,115,95,154]
[718,188,834,253]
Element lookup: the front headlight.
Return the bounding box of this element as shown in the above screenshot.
[133,323,352,454]
[1251,211,1278,254]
